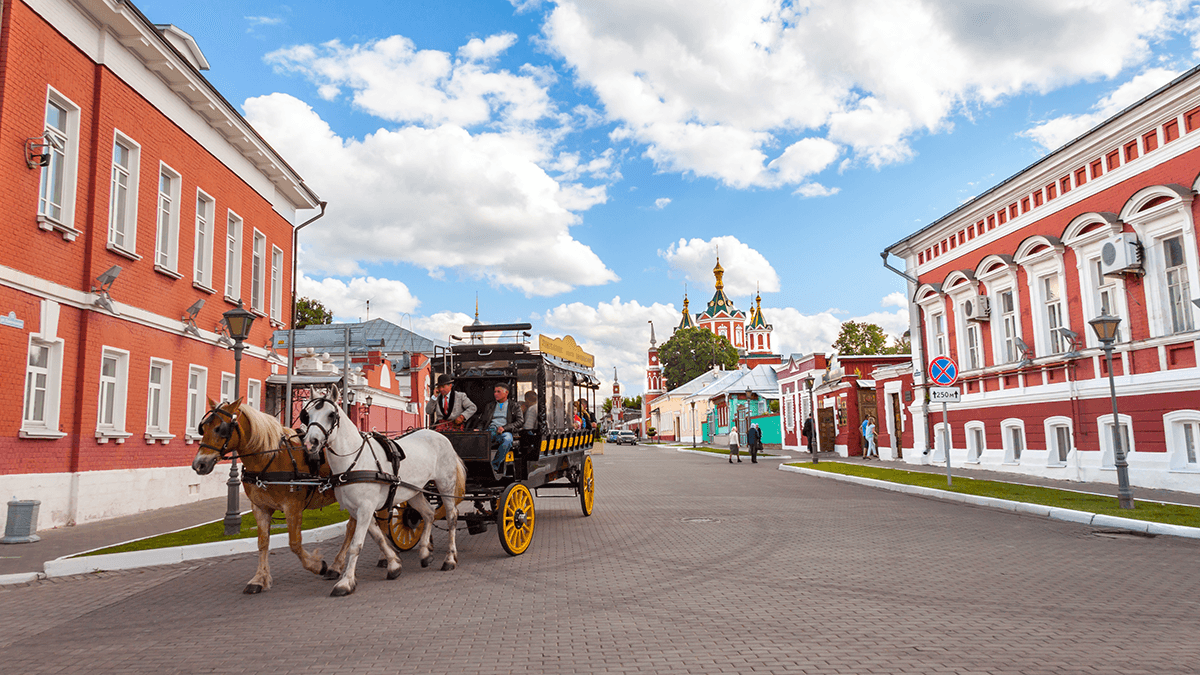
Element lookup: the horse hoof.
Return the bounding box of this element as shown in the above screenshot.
[243,584,263,595]
[330,586,352,597]
[322,569,341,581]
[420,556,432,568]
[386,567,402,580]
[319,561,328,576]
[376,558,387,568]
[441,561,456,572]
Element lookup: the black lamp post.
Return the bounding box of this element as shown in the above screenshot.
[365,394,373,430]
[221,300,256,535]
[1088,313,1134,510]
[804,375,817,463]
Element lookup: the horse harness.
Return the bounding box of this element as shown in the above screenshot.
[201,405,326,506]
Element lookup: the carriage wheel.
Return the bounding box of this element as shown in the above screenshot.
[386,502,425,551]
[578,455,595,517]
[497,483,535,556]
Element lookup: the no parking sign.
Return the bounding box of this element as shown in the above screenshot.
[928,356,958,386]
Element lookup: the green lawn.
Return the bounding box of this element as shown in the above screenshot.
[79,503,351,557]
[786,461,1200,527]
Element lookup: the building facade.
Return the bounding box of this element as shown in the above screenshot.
[884,65,1200,492]
[777,353,828,450]
[0,0,320,531]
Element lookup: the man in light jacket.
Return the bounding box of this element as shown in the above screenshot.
[427,374,476,431]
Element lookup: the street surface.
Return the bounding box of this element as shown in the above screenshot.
[3,445,1198,674]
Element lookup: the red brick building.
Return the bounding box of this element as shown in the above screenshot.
[777,353,827,450]
[812,354,911,456]
[884,65,1200,492]
[0,0,320,531]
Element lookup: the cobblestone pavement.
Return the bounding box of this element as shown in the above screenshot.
[3,445,1199,674]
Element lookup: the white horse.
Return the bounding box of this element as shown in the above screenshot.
[300,395,466,597]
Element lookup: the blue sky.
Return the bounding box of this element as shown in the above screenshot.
[139,0,1200,395]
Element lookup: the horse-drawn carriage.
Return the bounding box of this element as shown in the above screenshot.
[384,322,598,556]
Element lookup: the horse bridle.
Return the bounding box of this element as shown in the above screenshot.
[198,405,244,460]
[299,397,342,453]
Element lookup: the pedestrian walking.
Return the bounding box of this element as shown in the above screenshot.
[860,417,871,459]
[748,422,762,463]
[864,416,878,459]
[728,430,741,463]
[802,414,816,454]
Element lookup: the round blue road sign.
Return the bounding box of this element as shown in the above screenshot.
[928,356,958,386]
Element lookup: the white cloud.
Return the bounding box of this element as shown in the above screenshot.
[659,235,780,296]
[543,297,680,397]
[297,274,420,323]
[245,16,284,26]
[411,311,475,343]
[1022,67,1181,150]
[543,0,1178,186]
[792,183,840,198]
[764,301,909,358]
[266,34,552,127]
[654,197,671,209]
[244,93,618,296]
[881,291,909,309]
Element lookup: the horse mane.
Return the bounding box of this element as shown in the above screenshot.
[238,403,297,455]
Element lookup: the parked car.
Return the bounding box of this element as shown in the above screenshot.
[614,430,638,445]
[606,430,620,443]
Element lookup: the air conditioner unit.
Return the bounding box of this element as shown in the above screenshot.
[963,295,990,322]
[1100,233,1143,277]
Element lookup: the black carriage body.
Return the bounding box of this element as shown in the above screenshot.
[437,336,597,492]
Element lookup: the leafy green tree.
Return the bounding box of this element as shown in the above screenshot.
[831,321,891,355]
[658,327,739,389]
[884,333,911,355]
[622,395,642,410]
[295,297,334,328]
[602,399,614,414]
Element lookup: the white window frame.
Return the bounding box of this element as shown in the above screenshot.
[36,87,82,240]
[1160,233,1195,334]
[1163,410,1200,471]
[95,347,131,443]
[978,258,1023,365]
[251,229,266,313]
[224,211,243,302]
[1044,416,1074,467]
[1064,215,1130,347]
[932,421,952,462]
[964,421,986,463]
[1001,418,1025,464]
[247,378,262,410]
[107,131,141,257]
[1016,240,1069,358]
[186,366,208,443]
[21,335,66,438]
[1097,413,1135,469]
[220,372,236,403]
[145,359,174,442]
[154,163,182,275]
[270,245,283,323]
[193,189,215,291]
[1125,189,1200,339]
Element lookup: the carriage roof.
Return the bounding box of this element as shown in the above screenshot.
[439,323,598,388]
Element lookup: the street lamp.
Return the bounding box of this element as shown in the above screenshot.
[365,394,373,430]
[690,400,696,448]
[221,300,256,535]
[804,375,817,463]
[1088,313,1134,509]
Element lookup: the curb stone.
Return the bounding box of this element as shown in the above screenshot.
[39,521,349,578]
[778,463,1200,539]
[676,448,791,460]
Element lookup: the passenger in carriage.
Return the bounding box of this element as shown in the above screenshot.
[427,373,477,431]
[522,391,539,430]
[478,384,524,475]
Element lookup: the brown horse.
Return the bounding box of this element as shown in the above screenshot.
[191,398,357,594]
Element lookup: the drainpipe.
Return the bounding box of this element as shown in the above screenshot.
[880,251,931,455]
[285,201,327,426]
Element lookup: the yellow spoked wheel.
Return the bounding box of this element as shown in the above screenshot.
[497,483,535,556]
[386,503,425,551]
[578,455,595,517]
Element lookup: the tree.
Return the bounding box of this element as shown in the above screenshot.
[602,399,613,414]
[295,297,333,328]
[658,327,739,390]
[622,395,642,410]
[884,333,911,355]
[831,321,890,355]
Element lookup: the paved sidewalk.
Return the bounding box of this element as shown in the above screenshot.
[0,496,230,577]
[830,454,1200,507]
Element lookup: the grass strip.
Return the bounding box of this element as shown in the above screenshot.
[78,503,351,557]
[786,461,1200,528]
